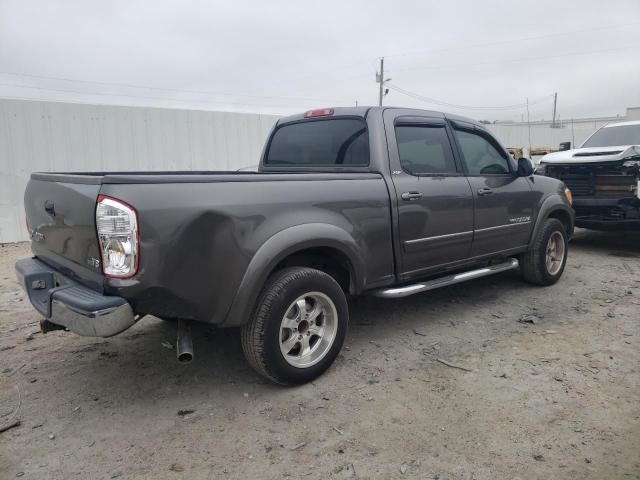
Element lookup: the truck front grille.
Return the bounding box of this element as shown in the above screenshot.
[547,164,637,198]
[594,175,637,197]
[560,173,593,196]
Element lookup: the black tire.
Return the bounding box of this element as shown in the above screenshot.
[520,218,568,286]
[241,267,348,385]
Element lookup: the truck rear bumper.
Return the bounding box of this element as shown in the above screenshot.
[15,257,136,337]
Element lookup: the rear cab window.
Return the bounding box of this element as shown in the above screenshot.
[265,118,369,167]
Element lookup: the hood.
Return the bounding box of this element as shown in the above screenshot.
[540,145,640,164]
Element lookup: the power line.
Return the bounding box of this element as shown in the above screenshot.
[0,94,297,115]
[386,44,640,74]
[381,22,640,60]
[294,21,640,81]
[0,71,351,104]
[3,25,638,106]
[0,82,351,108]
[8,22,631,98]
[299,41,640,91]
[387,83,553,111]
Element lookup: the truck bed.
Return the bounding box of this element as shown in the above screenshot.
[24,170,394,325]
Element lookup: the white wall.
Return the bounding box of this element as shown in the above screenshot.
[0,98,629,243]
[626,107,640,121]
[0,99,279,243]
[486,118,618,150]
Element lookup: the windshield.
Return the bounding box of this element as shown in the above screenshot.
[581,124,640,148]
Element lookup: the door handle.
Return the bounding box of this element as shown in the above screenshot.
[401,191,423,201]
[477,188,493,196]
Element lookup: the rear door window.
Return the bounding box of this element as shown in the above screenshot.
[395,125,457,175]
[266,118,369,166]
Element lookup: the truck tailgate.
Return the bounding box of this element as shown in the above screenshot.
[24,175,104,289]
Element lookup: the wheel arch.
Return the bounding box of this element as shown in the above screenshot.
[222,223,365,327]
[529,195,575,249]
[547,208,573,235]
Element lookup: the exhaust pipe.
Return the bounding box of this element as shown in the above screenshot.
[176,319,194,364]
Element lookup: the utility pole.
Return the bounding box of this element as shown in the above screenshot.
[376,57,385,106]
[376,58,392,106]
[571,118,575,147]
[526,97,532,154]
[551,92,558,128]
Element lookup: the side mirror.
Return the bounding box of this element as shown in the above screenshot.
[559,141,571,151]
[517,157,534,177]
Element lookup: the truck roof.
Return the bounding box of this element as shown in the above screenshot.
[276,106,481,127]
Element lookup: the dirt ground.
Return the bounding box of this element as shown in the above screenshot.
[1,230,639,480]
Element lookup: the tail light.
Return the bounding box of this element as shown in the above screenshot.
[96,195,139,278]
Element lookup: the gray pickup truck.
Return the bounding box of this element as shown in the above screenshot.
[16,107,574,385]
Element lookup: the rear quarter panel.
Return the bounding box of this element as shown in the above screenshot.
[100,174,393,325]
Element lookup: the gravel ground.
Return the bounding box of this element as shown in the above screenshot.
[1,230,639,480]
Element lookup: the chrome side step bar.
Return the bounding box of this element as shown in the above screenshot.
[371,258,519,299]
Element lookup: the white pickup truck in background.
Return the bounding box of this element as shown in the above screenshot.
[537,120,640,230]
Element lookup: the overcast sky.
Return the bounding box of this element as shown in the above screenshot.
[1,0,639,121]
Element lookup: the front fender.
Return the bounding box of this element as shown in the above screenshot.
[221,223,366,327]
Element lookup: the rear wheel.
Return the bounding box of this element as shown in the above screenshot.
[520,218,568,286]
[241,267,348,385]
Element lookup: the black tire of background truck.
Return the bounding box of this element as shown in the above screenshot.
[520,218,568,286]
[240,267,349,385]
